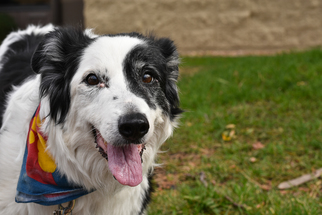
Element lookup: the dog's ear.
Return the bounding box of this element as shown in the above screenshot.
[31,27,93,124]
[157,38,183,120]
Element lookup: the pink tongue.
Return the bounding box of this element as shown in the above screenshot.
[107,144,143,187]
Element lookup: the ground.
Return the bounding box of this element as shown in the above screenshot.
[148,49,322,215]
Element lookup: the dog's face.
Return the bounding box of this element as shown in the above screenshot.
[31,28,181,189]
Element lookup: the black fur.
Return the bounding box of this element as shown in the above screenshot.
[31,27,94,124]
[139,169,154,215]
[155,38,183,119]
[0,34,44,127]
[121,35,182,120]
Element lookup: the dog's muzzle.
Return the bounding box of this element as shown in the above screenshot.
[93,112,149,187]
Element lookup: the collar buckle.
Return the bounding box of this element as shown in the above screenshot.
[53,200,76,215]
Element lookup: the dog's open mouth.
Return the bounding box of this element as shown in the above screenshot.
[93,128,146,187]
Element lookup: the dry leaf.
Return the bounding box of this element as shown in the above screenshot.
[229,130,236,138]
[222,131,231,141]
[260,184,271,191]
[222,124,236,141]
[250,157,257,162]
[298,187,310,192]
[226,124,236,129]
[252,142,265,150]
[279,190,290,195]
[256,202,265,208]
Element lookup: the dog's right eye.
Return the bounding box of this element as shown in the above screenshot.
[85,74,99,85]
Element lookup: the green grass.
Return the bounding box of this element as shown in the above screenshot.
[148,49,322,214]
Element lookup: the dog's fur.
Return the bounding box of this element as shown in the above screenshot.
[0,25,181,215]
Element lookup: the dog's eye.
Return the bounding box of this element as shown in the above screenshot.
[142,73,153,84]
[86,74,99,85]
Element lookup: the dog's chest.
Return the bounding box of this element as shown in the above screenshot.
[75,186,147,215]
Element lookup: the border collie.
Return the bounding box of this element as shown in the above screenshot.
[0,25,181,215]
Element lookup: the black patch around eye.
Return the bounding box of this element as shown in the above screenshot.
[121,36,182,121]
[122,47,159,110]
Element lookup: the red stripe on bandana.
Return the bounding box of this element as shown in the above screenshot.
[43,191,71,198]
[26,105,57,185]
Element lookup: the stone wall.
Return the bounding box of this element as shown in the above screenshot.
[84,0,322,54]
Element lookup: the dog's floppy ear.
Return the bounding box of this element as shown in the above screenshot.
[31,27,93,124]
[157,38,183,120]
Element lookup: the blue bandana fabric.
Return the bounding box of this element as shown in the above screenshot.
[15,105,92,206]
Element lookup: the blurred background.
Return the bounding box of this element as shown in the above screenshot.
[1,1,322,214]
[0,0,82,41]
[1,0,322,54]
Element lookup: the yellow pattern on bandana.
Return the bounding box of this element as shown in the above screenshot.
[28,111,57,173]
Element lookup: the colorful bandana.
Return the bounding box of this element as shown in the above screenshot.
[15,105,92,206]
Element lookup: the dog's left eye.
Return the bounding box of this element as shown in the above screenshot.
[86,74,99,85]
[142,73,154,84]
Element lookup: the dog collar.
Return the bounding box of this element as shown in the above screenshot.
[15,105,92,206]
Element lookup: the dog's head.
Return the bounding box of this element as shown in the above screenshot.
[31,27,182,188]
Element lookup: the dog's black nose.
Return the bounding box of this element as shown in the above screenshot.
[118,113,149,141]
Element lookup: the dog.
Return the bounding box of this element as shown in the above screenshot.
[0,24,182,215]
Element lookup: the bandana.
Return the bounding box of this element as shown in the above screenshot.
[15,105,92,206]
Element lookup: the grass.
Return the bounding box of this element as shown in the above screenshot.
[148,49,322,214]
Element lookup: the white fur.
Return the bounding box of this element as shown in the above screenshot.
[0,26,176,215]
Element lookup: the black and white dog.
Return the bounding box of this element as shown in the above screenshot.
[0,25,181,214]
